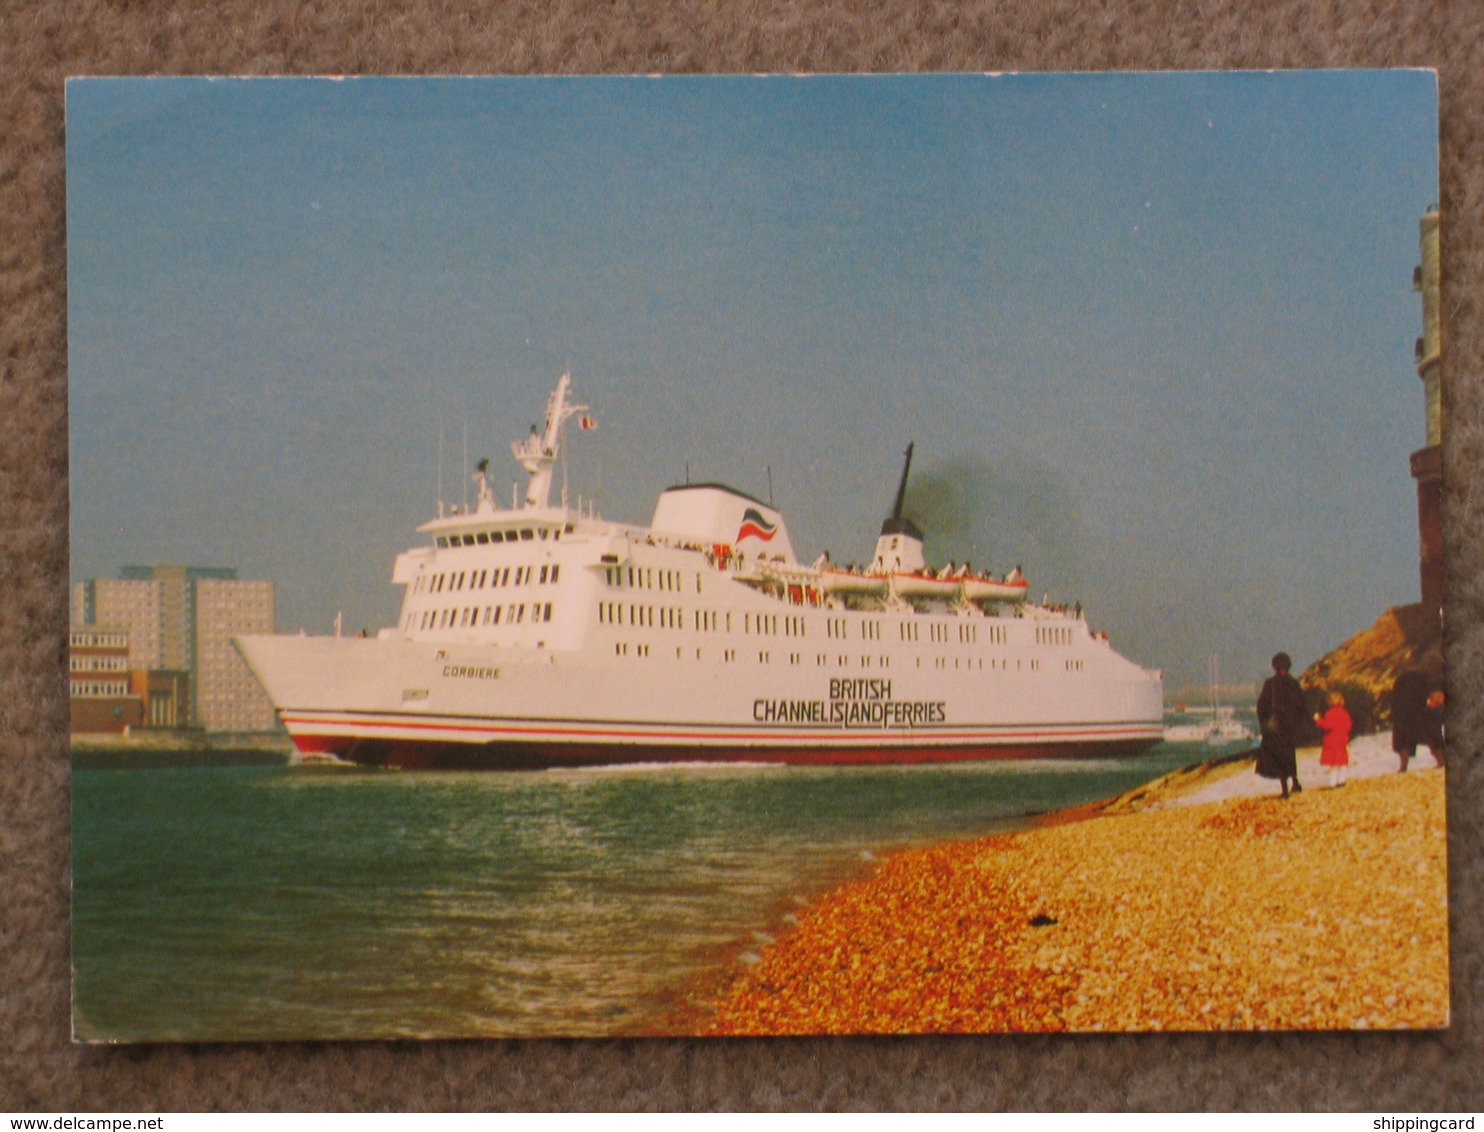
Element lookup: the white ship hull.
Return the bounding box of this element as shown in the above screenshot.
[238,630,1164,769]
[235,376,1163,770]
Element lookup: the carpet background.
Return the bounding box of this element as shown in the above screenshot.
[2,0,1480,1111]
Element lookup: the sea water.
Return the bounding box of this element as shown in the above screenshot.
[71,745,1216,1041]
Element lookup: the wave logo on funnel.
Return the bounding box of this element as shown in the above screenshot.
[736,507,778,543]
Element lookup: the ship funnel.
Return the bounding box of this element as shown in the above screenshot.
[878,443,924,542]
[871,443,926,573]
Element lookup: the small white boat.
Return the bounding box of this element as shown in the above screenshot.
[1205,707,1254,746]
[890,571,961,601]
[961,575,1031,605]
[1162,657,1255,746]
[818,568,890,597]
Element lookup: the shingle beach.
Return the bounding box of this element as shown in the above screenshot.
[696,735,1449,1034]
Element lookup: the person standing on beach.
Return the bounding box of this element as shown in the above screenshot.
[1256,652,1306,799]
[1314,691,1353,788]
[1422,689,1446,768]
[1391,668,1431,772]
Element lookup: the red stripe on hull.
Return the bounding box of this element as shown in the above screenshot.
[288,733,1160,771]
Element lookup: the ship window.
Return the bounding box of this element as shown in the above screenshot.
[539,565,549,584]
[550,565,559,584]
[542,603,554,622]
[520,529,534,541]
[539,529,549,540]
[759,651,769,664]
[476,532,490,544]
[437,537,449,548]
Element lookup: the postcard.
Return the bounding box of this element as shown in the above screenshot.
[66,72,1445,1040]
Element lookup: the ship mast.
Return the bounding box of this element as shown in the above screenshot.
[511,373,589,510]
[889,442,914,525]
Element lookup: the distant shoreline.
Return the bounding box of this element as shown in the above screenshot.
[71,730,293,770]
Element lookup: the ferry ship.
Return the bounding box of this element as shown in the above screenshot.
[236,376,1163,769]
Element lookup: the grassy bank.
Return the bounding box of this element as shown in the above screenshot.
[692,768,1448,1035]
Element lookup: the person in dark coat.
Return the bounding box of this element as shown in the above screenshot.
[1391,668,1432,773]
[1256,652,1306,798]
[1422,690,1446,768]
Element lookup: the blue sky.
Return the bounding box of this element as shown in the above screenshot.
[66,72,1438,692]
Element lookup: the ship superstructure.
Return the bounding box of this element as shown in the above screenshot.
[236,375,1163,769]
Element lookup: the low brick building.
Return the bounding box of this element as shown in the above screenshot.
[69,626,142,733]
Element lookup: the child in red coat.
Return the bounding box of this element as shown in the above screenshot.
[1314,692,1353,788]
